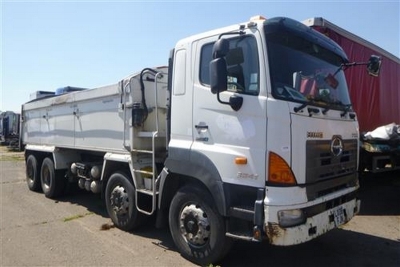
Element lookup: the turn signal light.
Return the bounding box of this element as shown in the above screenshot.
[268,152,297,185]
[235,157,247,165]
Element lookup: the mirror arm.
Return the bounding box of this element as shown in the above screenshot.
[218,30,245,39]
[336,62,368,74]
[343,61,369,67]
[334,60,376,76]
[217,92,243,111]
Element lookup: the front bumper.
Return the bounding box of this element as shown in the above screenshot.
[264,194,360,246]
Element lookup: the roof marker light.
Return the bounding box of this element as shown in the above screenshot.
[250,15,266,21]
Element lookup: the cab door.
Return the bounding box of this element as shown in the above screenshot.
[192,32,267,188]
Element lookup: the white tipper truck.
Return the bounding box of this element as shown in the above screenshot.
[21,16,381,265]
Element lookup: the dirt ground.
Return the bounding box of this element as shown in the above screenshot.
[1,147,399,266]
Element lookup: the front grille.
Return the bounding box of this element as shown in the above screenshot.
[305,139,358,200]
[306,139,357,182]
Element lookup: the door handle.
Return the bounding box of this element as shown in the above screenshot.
[195,124,209,141]
[195,125,208,129]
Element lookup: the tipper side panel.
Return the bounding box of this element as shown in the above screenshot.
[22,68,168,153]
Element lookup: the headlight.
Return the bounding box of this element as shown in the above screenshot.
[278,209,306,228]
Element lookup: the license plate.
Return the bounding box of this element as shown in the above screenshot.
[332,206,346,226]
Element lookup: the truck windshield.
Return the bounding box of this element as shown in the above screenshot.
[265,27,352,111]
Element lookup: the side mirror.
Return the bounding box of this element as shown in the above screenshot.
[210,58,227,94]
[212,38,229,59]
[210,39,229,94]
[367,55,382,77]
[209,38,243,111]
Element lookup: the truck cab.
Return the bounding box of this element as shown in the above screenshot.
[165,15,360,257]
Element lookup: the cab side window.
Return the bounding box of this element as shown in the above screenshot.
[199,35,259,95]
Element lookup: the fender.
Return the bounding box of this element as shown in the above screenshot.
[25,144,81,170]
[161,148,227,215]
[101,152,136,186]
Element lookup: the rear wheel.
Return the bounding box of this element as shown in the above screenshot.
[105,172,145,231]
[26,154,41,192]
[40,157,65,198]
[169,186,232,265]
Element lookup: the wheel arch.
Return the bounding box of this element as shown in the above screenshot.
[25,149,50,166]
[160,150,227,216]
[24,145,80,171]
[100,158,131,198]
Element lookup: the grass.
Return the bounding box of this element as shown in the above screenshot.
[63,212,94,222]
[0,145,24,161]
[0,154,24,161]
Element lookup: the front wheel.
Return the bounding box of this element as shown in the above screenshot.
[105,172,145,231]
[169,186,232,265]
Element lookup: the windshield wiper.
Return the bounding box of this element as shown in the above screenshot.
[322,107,330,114]
[294,98,340,115]
[293,102,308,113]
[294,96,322,113]
[293,100,320,116]
[340,104,352,117]
[294,102,321,117]
[318,99,350,115]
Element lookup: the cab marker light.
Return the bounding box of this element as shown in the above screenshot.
[235,157,247,165]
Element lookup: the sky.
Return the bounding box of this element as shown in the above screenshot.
[1,0,399,113]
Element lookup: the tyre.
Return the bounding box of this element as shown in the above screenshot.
[40,157,65,198]
[105,172,145,231]
[26,154,41,192]
[169,186,232,265]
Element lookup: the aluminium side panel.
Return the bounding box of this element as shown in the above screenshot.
[73,84,127,152]
[22,67,169,153]
[44,102,75,147]
[22,94,75,146]
[22,106,42,145]
[22,83,126,152]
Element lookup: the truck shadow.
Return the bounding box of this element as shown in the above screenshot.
[358,170,400,216]
[221,229,400,266]
[55,170,400,220]
[53,170,400,265]
[123,219,399,267]
[56,189,109,218]
[54,190,180,255]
